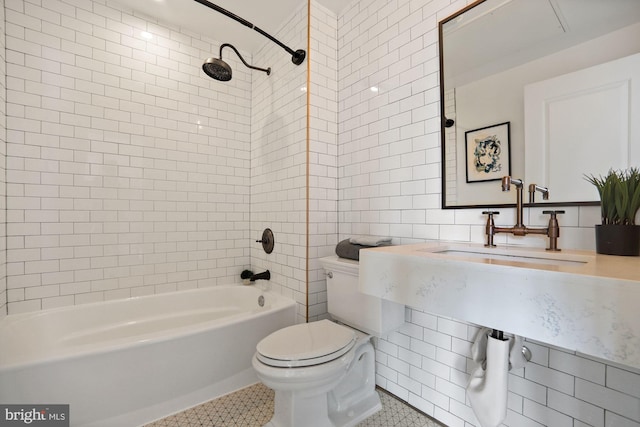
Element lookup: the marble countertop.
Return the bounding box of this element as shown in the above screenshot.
[358,242,640,369]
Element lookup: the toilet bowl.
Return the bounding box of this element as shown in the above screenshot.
[252,320,379,427]
[252,256,406,427]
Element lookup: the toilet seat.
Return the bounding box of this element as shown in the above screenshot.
[256,319,356,368]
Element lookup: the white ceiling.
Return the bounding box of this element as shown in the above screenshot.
[110,0,349,54]
[443,0,640,87]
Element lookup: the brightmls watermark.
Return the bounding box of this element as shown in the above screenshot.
[0,405,69,426]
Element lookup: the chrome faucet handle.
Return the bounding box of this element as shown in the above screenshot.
[543,210,565,251]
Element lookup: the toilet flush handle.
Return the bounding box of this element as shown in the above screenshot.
[326,271,333,279]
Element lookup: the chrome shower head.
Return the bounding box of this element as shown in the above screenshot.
[202,43,270,82]
[203,57,232,81]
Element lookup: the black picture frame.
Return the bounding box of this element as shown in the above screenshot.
[465,122,511,183]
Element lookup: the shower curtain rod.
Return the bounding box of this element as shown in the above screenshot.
[192,0,306,65]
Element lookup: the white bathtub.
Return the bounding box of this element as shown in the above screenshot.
[0,285,296,426]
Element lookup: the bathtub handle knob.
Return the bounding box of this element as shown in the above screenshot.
[257,228,274,254]
[326,272,333,279]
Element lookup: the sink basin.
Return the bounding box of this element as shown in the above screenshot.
[422,245,590,267]
[358,242,640,370]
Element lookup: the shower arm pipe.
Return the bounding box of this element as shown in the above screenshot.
[220,43,270,75]
[192,0,306,65]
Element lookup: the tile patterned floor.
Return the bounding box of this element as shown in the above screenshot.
[358,390,444,427]
[146,383,445,427]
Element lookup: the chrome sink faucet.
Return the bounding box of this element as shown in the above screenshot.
[483,176,563,251]
[528,183,549,203]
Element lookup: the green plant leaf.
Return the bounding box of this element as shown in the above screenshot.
[603,173,617,224]
[629,170,640,225]
[615,175,629,224]
[584,168,640,225]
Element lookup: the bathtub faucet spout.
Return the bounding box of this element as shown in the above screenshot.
[250,270,270,282]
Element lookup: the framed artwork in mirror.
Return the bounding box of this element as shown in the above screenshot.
[465,121,511,183]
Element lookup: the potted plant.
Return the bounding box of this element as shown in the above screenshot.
[241,269,253,285]
[585,167,640,255]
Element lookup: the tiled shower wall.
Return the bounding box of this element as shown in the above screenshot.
[0,0,7,319]
[250,2,309,323]
[4,0,253,313]
[307,1,338,322]
[250,0,338,324]
[335,0,640,426]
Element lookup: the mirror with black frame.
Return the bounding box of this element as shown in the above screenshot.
[439,0,640,209]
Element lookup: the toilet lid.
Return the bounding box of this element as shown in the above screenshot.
[256,320,357,368]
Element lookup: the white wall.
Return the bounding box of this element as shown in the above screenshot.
[251,2,310,323]
[4,0,253,313]
[336,0,640,426]
[248,0,339,324]
[0,0,7,319]
[308,1,339,321]
[0,0,313,319]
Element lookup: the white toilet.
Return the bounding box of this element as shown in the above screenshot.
[252,255,405,427]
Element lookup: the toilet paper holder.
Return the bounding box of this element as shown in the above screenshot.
[491,329,532,364]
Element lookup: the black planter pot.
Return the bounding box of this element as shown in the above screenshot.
[595,224,640,256]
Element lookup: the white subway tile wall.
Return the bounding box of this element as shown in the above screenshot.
[5,0,254,313]
[251,3,309,322]
[336,0,640,426]
[0,0,7,319]
[308,1,338,322]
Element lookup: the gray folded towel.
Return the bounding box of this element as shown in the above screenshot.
[349,236,392,246]
[335,238,392,260]
[335,239,366,261]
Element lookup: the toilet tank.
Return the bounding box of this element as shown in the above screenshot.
[319,256,405,336]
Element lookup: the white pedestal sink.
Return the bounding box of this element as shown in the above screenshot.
[359,242,640,369]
